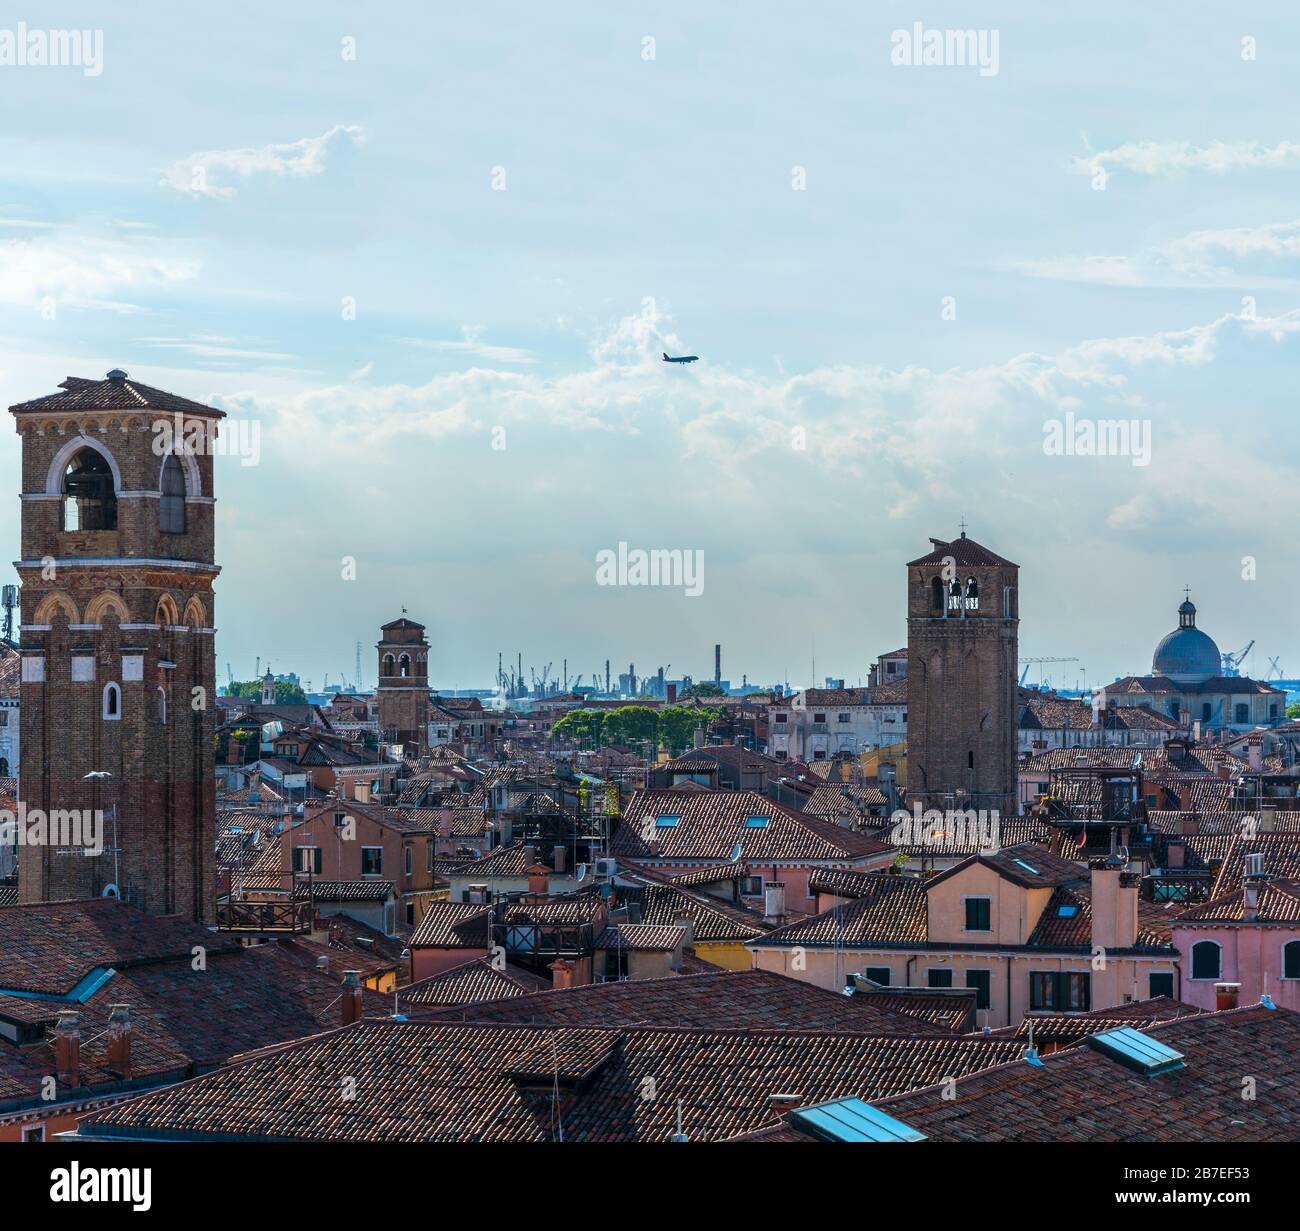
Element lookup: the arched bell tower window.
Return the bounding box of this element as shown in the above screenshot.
[102,682,121,721]
[383,653,395,677]
[948,581,962,612]
[63,447,117,531]
[930,577,943,611]
[160,453,186,534]
[398,653,411,678]
[965,577,979,610]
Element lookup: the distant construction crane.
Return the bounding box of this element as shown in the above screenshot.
[1221,640,1255,678]
[1018,656,1078,686]
[355,640,364,691]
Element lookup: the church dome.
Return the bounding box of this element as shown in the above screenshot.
[1152,597,1221,685]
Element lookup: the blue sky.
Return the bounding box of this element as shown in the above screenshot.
[1,2,1298,692]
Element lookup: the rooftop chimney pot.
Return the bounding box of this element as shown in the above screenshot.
[341,970,363,1026]
[106,1004,132,1078]
[54,1010,81,1088]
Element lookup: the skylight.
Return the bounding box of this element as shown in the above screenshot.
[1013,858,1040,875]
[790,1097,926,1143]
[1087,1026,1185,1077]
[744,815,771,829]
[654,815,681,828]
[1057,904,1079,918]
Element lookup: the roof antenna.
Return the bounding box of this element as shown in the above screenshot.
[1023,1019,1043,1066]
[670,1097,689,1142]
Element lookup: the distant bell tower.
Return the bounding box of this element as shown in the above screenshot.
[11,370,220,921]
[376,616,429,752]
[905,531,1019,813]
[260,668,275,706]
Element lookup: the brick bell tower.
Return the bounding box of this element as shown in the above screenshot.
[905,530,1019,814]
[12,370,219,921]
[376,616,429,753]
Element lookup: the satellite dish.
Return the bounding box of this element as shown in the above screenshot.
[728,842,742,863]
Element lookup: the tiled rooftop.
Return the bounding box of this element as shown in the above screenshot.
[80,1019,1024,1142]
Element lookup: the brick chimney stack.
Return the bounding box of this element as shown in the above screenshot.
[106,1004,133,1078]
[549,958,576,990]
[54,1010,81,1088]
[341,970,363,1025]
[1215,982,1240,1011]
[527,864,551,896]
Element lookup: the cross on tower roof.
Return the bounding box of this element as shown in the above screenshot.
[958,516,968,538]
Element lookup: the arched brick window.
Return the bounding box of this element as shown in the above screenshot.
[160,453,186,534]
[63,447,117,531]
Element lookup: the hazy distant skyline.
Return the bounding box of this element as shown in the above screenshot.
[1,4,1298,691]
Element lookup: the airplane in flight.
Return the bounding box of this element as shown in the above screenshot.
[663,351,699,364]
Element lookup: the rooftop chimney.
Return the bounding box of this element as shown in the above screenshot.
[693,726,705,750]
[552,844,566,875]
[1243,852,1267,922]
[527,863,551,896]
[666,683,677,704]
[54,1010,81,1088]
[1247,737,1263,773]
[105,1004,132,1078]
[549,958,576,990]
[763,881,786,925]
[1088,859,1138,950]
[341,970,363,1025]
[1215,982,1240,1011]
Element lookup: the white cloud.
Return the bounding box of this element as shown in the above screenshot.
[0,231,199,311]
[214,302,1300,553]
[135,335,297,362]
[401,327,535,365]
[1069,139,1300,178]
[1014,219,1300,290]
[160,124,363,199]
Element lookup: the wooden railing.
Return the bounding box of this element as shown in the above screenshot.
[215,895,312,933]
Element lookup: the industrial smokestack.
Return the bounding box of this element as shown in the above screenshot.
[714,644,721,685]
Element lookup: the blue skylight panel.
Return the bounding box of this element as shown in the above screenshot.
[791,1097,926,1143]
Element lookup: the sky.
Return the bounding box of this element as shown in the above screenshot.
[0,2,1298,693]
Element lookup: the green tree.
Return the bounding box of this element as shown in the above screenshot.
[605,705,659,748]
[657,705,720,755]
[551,709,606,749]
[1287,703,1300,720]
[680,682,727,700]
[227,679,308,706]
